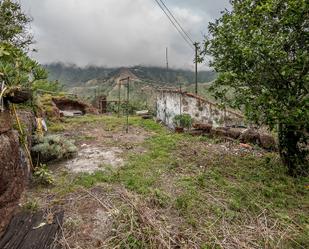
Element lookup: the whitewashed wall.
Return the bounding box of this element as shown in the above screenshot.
[156,90,244,128]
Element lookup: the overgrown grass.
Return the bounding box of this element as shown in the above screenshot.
[116,133,182,194]
[169,149,309,248]
[42,116,308,248]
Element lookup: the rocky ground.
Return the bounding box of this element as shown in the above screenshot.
[19,115,308,249]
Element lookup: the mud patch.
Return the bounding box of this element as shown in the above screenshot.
[65,145,124,173]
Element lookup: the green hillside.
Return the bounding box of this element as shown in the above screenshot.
[44,63,216,87]
[44,63,217,112]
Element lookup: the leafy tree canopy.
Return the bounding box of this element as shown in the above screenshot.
[0,0,33,49]
[0,42,46,88]
[203,0,308,176]
[0,1,51,92]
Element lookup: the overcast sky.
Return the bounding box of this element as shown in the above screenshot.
[20,0,230,70]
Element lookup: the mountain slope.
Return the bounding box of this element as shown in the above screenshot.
[45,63,216,87]
[44,63,217,111]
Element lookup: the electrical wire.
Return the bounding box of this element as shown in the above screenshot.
[158,0,194,45]
[153,0,194,50]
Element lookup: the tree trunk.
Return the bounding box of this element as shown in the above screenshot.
[278,123,308,177]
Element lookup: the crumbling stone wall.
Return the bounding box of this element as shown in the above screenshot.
[156,90,244,128]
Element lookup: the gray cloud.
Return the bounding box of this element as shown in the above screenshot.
[21,0,230,69]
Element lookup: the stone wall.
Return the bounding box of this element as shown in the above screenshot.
[156,89,244,128]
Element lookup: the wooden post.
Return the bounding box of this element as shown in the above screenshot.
[118,80,121,117]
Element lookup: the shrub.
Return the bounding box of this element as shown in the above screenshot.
[173,114,192,129]
[32,135,77,162]
[33,164,54,185]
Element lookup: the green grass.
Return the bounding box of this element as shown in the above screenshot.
[55,114,163,133]
[48,122,66,132]
[115,132,182,194]
[74,170,114,188]
[129,117,165,133]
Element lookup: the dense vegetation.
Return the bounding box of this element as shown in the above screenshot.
[203,0,309,176]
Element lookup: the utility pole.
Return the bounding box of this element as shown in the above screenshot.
[166,47,169,83]
[194,42,199,95]
[126,77,130,134]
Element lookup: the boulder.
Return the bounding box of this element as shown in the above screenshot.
[0,130,27,237]
[239,129,260,144]
[259,133,277,151]
[0,110,12,134]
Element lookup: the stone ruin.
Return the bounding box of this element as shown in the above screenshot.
[156,89,244,128]
[156,89,277,150]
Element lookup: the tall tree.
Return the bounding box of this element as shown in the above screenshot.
[0,0,47,101]
[203,0,308,176]
[0,0,33,49]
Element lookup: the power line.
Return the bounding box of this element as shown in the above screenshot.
[153,0,200,94]
[153,0,194,50]
[158,0,194,45]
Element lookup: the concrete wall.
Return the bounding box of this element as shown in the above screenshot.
[156,90,244,128]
